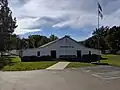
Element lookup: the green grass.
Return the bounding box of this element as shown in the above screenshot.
[3,61,57,71]
[2,56,57,71]
[101,54,120,67]
[67,54,120,68]
[9,56,21,63]
[2,54,120,71]
[66,62,96,68]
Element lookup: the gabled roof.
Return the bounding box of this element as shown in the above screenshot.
[39,35,85,48]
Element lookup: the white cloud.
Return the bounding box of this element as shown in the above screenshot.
[14,18,42,34]
[14,28,41,35]
[8,0,120,36]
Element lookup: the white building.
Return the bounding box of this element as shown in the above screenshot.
[22,36,101,59]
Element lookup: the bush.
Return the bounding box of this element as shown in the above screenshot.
[38,56,52,61]
[81,55,90,62]
[91,54,102,62]
[81,54,102,63]
[21,56,30,62]
[21,56,52,62]
[59,55,77,61]
[0,57,10,69]
[21,56,38,62]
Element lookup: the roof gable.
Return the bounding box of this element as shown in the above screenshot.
[39,35,85,48]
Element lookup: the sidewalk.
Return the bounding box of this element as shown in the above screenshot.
[46,62,70,70]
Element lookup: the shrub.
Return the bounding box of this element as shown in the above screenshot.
[0,57,10,69]
[81,55,90,62]
[21,56,38,62]
[81,54,102,63]
[91,54,102,62]
[38,56,52,61]
[59,55,77,61]
[21,56,52,62]
[21,56,30,62]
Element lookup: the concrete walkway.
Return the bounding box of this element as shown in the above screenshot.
[46,62,70,70]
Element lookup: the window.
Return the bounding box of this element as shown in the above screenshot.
[37,51,40,56]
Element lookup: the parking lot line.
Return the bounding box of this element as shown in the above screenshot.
[92,71,120,80]
[92,74,105,79]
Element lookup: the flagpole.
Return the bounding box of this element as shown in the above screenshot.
[97,2,100,63]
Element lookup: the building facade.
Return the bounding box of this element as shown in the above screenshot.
[22,36,101,59]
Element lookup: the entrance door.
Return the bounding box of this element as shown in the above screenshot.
[51,50,56,58]
[77,50,81,59]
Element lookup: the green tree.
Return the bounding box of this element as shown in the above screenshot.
[28,35,50,48]
[105,26,120,54]
[83,26,109,53]
[49,34,58,41]
[0,0,17,53]
[92,26,109,53]
[83,26,120,54]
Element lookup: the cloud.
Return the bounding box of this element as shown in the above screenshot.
[8,0,120,40]
[25,16,65,29]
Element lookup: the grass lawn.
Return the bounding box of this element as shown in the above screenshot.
[66,62,96,68]
[101,54,120,67]
[67,54,120,68]
[2,56,57,71]
[9,56,21,63]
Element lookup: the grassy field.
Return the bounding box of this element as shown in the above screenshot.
[67,54,120,68]
[2,56,57,71]
[101,54,120,67]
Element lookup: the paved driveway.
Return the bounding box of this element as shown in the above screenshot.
[0,67,120,90]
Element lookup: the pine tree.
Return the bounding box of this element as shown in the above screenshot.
[0,0,17,53]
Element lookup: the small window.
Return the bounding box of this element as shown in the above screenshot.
[37,51,40,56]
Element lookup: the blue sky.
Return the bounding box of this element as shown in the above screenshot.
[9,0,120,41]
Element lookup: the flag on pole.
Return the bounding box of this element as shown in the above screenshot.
[98,2,103,19]
[98,2,102,12]
[98,10,103,19]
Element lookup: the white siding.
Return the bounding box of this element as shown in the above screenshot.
[22,49,37,56]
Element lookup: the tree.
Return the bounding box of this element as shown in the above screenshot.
[49,34,58,41]
[83,26,120,54]
[0,0,17,53]
[4,34,22,50]
[28,35,50,48]
[105,26,120,54]
[83,26,109,53]
[93,26,109,37]
[92,26,109,53]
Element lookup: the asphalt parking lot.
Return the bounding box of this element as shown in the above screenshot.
[81,65,120,79]
[0,66,120,90]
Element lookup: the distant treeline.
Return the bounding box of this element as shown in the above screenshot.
[4,34,58,50]
[80,26,120,54]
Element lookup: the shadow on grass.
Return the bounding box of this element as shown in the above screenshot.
[101,57,108,60]
[0,56,17,70]
[92,62,110,65]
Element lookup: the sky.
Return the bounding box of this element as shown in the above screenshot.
[8,0,120,41]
